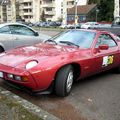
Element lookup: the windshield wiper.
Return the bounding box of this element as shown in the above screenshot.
[59,41,79,48]
[45,39,57,45]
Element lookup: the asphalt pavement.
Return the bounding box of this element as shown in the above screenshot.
[0,71,120,120]
[0,30,120,120]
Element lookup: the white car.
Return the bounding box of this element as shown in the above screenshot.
[0,23,51,52]
[81,22,99,29]
[59,24,68,29]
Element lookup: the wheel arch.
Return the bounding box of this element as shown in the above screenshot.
[54,62,81,81]
[0,43,5,52]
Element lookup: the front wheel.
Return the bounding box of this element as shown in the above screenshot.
[55,65,74,97]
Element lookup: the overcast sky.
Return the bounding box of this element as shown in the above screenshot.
[77,0,87,5]
[58,0,87,5]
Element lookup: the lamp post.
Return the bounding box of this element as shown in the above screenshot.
[62,0,67,25]
[75,0,78,29]
[96,9,99,22]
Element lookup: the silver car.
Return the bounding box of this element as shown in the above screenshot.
[0,23,51,52]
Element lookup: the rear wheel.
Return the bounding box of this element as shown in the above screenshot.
[55,65,74,97]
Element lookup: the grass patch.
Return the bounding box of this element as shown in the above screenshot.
[0,94,42,120]
[32,26,66,32]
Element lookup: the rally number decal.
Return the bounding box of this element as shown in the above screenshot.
[102,55,114,67]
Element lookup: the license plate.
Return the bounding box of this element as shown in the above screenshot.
[0,72,3,78]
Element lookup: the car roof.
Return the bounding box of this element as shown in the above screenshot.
[0,22,36,32]
[0,22,26,27]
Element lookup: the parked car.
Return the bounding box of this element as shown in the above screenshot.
[90,23,111,29]
[81,22,99,29]
[59,24,68,29]
[59,24,81,29]
[0,29,120,97]
[0,23,51,52]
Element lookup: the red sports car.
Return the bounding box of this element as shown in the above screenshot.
[0,29,120,97]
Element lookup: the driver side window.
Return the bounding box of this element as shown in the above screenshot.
[96,34,117,48]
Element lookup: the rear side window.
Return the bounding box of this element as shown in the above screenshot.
[9,25,35,36]
[0,26,10,34]
[96,34,117,48]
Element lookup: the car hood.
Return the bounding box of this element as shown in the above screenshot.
[0,43,79,68]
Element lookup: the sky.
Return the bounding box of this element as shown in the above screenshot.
[57,0,87,5]
[77,0,87,5]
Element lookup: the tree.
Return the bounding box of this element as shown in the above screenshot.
[41,10,46,22]
[98,0,114,21]
[88,0,114,21]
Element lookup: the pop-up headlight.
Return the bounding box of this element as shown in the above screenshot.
[26,61,38,70]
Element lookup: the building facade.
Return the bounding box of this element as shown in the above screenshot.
[0,4,7,22]
[6,1,19,22]
[0,0,20,23]
[19,0,41,23]
[67,4,97,23]
[0,0,88,23]
[19,0,61,22]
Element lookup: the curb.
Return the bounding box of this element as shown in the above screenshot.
[0,87,60,120]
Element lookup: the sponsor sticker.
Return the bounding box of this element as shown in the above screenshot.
[102,55,114,67]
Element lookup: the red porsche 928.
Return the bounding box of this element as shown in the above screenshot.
[0,29,120,97]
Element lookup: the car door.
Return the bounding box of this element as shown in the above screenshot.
[9,25,40,48]
[93,33,120,72]
[0,25,14,51]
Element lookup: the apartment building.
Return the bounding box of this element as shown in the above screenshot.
[7,1,19,22]
[0,0,87,23]
[0,5,7,22]
[61,0,75,17]
[19,0,41,23]
[19,0,65,22]
[0,0,20,23]
[41,0,56,21]
[0,0,8,22]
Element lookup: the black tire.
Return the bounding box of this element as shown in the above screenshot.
[55,65,74,97]
[0,47,4,53]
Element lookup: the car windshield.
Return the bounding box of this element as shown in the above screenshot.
[51,30,96,48]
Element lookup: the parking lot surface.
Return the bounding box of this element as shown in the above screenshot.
[0,71,120,120]
[0,30,120,120]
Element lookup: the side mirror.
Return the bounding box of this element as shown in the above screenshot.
[34,32,39,36]
[99,44,109,50]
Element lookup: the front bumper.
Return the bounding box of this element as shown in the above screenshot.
[0,64,37,90]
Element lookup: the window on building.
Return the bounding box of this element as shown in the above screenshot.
[61,9,63,14]
[29,9,32,12]
[46,8,52,11]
